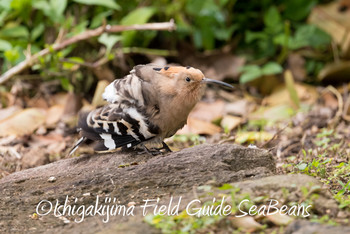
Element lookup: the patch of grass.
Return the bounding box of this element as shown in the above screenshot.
[284,127,350,213]
[144,182,340,233]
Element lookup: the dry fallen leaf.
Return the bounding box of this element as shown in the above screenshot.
[91,80,109,107]
[0,108,46,137]
[309,1,350,57]
[235,131,273,144]
[51,92,69,106]
[189,100,226,122]
[266,212,294,226]
[0,106,22,122]
[230,216,263,232]
[288,53,306,82]
[322,91,339,110]
[25,96,49,109]
[45,105,65,127]
[221,115,243,131]
[262,83,318,107]
[249,105,296,122]
[61,92,82,125]
[177,117,221,135]
[225,99,253,117]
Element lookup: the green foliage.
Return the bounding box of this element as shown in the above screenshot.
[239,62,283,83]
[238,1,331,83]
[0,0,333,92]
[98,33,121,55]
[121,7,156,47]
[72,0,120,10]
[184,0,235,50]
[243,2,331,58]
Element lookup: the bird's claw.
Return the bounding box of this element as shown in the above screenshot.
[154,142,172,153]
[138,142,172,156]
[138,146,162,156]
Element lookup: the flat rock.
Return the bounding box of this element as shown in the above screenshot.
[231,174,340,218]
[0,143,275,233]
[285,220,350,234]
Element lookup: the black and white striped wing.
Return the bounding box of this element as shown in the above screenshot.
[78,104,159,152]
[102,71,145,105]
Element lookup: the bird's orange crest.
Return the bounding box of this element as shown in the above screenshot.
[153,66,204,81]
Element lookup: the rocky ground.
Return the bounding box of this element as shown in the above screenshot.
[0,143,349,233]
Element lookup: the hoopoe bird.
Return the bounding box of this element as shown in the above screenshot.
[69,64,233,155]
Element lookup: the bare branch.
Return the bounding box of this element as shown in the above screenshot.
[0,20,176,85]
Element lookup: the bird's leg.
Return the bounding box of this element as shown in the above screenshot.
[155,141,172,153]
[137,145,163,156]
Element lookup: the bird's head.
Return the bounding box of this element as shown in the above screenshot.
[153,66,233,98]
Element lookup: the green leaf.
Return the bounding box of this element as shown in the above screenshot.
[239,65,262,83]
[90,10,113,28]
[98,33,121,54]
[121,6,156,25]
[71,0,120,10]
[284,0,317,21]
[193,29,202,49]
[261,62,283,75]
[284,70,300,109]
[121,7,156,46]
[60,77,74,92]
[62,57,84,70]
[31,23,45,41]
[218,184,234,190]
[291,25,331,50]
[0,39,12,51]
[0,25,29,38]
[50,0,67,19]
[214,25,236,41]
[264,6,281,29]
[33,1,51,14]
[245,31,268,44]
[297,163,308,171]
[4,48,20,63]
[0,10,9,27]
[0,0,11,10]
[200,24,215,50]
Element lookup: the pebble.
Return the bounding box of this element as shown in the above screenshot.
[47,176,56,183]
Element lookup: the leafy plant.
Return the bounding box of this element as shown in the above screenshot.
[239,62,283,83]
[0,0,334,93]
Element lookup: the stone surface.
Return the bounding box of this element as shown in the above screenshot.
[231,174,340,218]
[285,220,350,234]
[0,144,275,233]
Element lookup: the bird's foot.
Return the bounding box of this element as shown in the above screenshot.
[137,142,172,156]
[154,141,172,153]
[137,146,163,156]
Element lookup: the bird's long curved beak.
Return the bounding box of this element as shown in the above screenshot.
[201,78,234,89]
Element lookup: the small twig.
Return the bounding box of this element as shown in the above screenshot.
[281,142,300,157]
[117,47,178,56]
[260,124,288,148]
[331,41,340,63]
[324,85,343,126]
[0,20,176,85]
[343,96,350,121]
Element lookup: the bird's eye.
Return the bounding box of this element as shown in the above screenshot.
[185,77,191,82]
